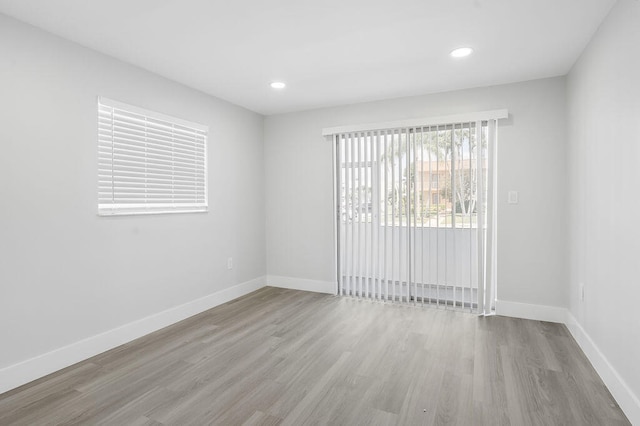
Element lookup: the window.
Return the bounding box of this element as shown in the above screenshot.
[337,124,487,229]
[98,97,208,215]
[430,173,438,189]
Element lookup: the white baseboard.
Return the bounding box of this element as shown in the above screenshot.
[267,275,336,294]
[565,312,640,425]
[0,276,266,395]
[495,299,568,323]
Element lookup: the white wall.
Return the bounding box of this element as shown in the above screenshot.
[265,77,568,310]
[567,0,640,421]
[0,14,265,378]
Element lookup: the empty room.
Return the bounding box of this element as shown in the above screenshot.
[0,0,638,424]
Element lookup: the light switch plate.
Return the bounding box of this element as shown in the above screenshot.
[508,190,519,204]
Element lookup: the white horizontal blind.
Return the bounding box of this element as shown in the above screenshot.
[98,97,208,215]
[334,119,499,314]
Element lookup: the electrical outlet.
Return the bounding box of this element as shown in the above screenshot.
[579,282,585,301]
[227,257,233,270]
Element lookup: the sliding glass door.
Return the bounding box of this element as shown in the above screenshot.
[333,120,497,314]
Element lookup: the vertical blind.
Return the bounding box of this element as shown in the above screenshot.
[331,115,501,314]
[98,97,208,215]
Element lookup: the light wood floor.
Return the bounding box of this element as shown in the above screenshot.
[0,287,630,425]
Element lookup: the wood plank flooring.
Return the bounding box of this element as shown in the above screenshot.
[0,287,630,425]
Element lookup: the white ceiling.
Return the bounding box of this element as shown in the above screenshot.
[0,0,616,115]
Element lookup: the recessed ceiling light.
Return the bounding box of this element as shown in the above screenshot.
[270,81,286,89]
[450,47,473,58]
